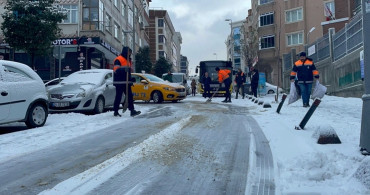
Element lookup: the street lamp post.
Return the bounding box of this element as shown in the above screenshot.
[306,27,316,46]
[225,19,233,65]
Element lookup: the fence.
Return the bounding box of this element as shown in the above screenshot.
[307,34,330,62]
[333,13,363,62]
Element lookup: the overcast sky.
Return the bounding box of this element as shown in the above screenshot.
[149,0,251,75]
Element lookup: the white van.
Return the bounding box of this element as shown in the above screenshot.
[162,72,190,95]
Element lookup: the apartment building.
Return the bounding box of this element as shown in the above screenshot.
[226,19,248,73]
[0,0,151,80]
[180,55,189,76]
[244,0,330,86]
[148,9,182,72]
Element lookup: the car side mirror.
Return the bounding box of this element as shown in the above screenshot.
[141,80,149,84]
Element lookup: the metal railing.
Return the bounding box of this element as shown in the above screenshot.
[333,13,363,61]
[307,34,330,63]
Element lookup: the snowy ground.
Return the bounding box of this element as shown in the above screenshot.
[1,93,370,194]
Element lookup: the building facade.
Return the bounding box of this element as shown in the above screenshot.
[148,9,182,72]
[226,19,247,73]
[180,55,189,76]
[244,0,331,86]
[0,0,151,81]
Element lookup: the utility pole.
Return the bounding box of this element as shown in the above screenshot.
[132,0,136,72]
[360,0,370,153]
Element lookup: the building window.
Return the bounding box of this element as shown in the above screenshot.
[114,23,119,39]
[82,0,103,31]
[121,1,126,17]
[121,31,126,45]
[259,0,273,5]
[286,32,303,46]
[260,12,274,27]
[260,35,275,49]
[159,51,166,58]
[61,5,78,24]
[114,0,118,8]
[158,35,165,43]
[105,14,111,32]
[128,7,133,27]
[286,8,303,23]
[158,18,164,27]
[324,1,335,20]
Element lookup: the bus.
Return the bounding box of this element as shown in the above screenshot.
[196,60,233,97]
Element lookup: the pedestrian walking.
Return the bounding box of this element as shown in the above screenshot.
[234,68,245,99]
[113,46,141,117]
[202,72,212,98]
[290,52,319,107]
[191,79,197,96]
[250,68,259,98]
[215,67,232,103]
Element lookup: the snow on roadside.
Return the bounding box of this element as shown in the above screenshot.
[0,105,150,163]
[245,94,369,194]
[39,116,192,195]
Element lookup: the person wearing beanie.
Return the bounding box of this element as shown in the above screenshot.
[215,67,232,103]
[290,51,320,107]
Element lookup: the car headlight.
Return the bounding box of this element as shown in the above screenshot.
[76,92,86,98]
[163,87,176,91]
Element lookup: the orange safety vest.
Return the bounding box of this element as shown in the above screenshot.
[218,69,231,83]
[113,56,131,72]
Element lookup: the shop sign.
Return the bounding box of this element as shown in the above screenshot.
[101,40,120,56]
[52,38,78,45]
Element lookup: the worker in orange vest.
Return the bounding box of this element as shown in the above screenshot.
[290,52,319,107]
[113,46,140,117]
[216,67,232,103]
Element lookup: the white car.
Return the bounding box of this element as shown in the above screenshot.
[0,60,49,128]
[44,77,65,90]
[265,82,284,94]
[47,69,115,114]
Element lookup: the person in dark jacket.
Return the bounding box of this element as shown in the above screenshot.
[163,70,173,82]
[113,46,141,117]
[202,72,212,98]
[250,68,259,98]
[234,68,245,99]
[191,79,197,96]
[290,52,319,107]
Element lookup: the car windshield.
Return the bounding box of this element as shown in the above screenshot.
[62,71,104,85]
[171,75,183,83]
[143,74,164,82]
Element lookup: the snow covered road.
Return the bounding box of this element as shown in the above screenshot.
[0,100,274,194]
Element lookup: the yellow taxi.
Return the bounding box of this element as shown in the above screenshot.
[131,73,186,103]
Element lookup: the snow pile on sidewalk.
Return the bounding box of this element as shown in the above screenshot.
[240,94,370,194]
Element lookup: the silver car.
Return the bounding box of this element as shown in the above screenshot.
[47,69,115,114]
[0,60,48,128]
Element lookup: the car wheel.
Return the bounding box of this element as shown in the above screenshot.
[172,100,178,103]
[25,103,48,128]
[94,96,105,114]
[268,90,275,94]
[152,91,163,103]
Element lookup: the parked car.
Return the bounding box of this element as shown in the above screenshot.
[132,73,186,103]
[47,69,115,114]
[44,77,65,90]
[162,72,190,95]
[265,82,284,94]
[0,60,48,128]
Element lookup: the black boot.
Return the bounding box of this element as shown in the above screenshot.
[130,110,141,117]
[222,99,227,103]
[114,111,121,117]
